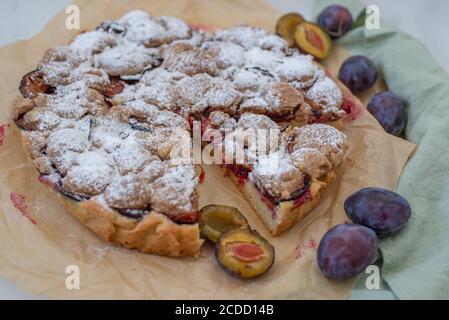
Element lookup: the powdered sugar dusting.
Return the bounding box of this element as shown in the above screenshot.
[307,75,343,112]
[96,43,161,76]
[70,30,117,58]
[286,124,347,168]
[275,54,318,89]
[62,150,114,197]
[104,174,151,209]
[212,25,288,51]
[119,11,191,47]
[250,150,304,200]
[201,41,245,69]
[151,165,198,214]
[175,73,241,115]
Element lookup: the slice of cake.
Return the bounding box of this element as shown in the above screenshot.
[207,113,347,235]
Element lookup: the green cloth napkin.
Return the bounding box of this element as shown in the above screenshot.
[312,0,449,300]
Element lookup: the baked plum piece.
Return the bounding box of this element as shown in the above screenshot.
[199,205,249,243]
[344,187,411,236]
[19,70,53,98]
[103,77,125,98]
[317,224,377,280]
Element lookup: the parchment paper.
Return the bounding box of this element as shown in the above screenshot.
[0,0,416,299]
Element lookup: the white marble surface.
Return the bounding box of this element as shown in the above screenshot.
[0,0,447,299]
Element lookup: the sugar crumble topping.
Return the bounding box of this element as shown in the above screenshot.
[250,151,305,201]
[70,30,117,58]
[15,10,347,220]
[96,43,162,76]
[219,114,347,201]
[306,75,344,113]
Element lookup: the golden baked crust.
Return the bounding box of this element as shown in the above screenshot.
[60,194,203,257]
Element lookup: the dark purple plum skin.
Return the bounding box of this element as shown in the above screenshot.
[368,92,407,136]
[344,187,411,237]
[317,224,377,280]
[317,5,353,38]
[338,55,378,92]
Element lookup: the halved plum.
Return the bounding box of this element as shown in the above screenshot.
[199,205,249,243]
[215,229,274,279]
[19,69,53,99]
[275,13,306,47]
[294,22,332,60]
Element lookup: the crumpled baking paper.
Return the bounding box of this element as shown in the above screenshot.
[0,0,415,299]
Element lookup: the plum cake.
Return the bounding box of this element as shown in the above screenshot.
[13,10,349,257]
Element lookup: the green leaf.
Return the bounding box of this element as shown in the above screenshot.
[351,8,367,30]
